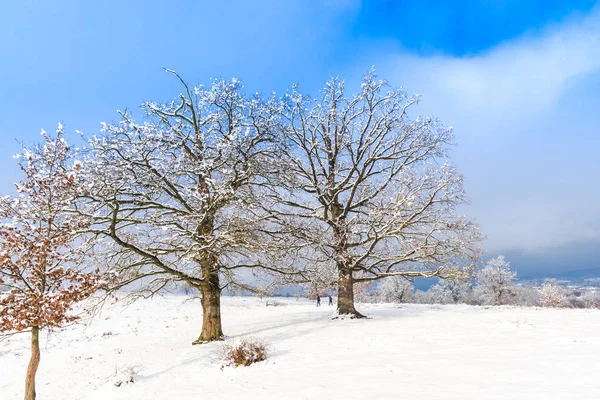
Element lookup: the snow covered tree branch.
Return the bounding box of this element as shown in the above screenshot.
[80,71,296,343]
[276,69,482,317]
[474,256,517,305]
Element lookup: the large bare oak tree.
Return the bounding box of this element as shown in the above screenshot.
[277,70,482,317]
[82,72,287,343]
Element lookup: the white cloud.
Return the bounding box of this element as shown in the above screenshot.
[359,6,600,254]
[377,6,600,125]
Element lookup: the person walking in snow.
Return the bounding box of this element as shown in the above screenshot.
[328,295,333,306]
[316,295,321,307]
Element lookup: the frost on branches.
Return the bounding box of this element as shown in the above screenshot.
[276,69,481,318]
[376,276,414,304]
[0,126,101,400]
[82,71,296,344]
[538,280,568,308]
[428,279,474,304]
[474,256,517,305]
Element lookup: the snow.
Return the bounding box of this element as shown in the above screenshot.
[1,296,599,399]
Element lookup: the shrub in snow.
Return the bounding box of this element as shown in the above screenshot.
[376,277,414,304]
[114,365,139,387]
[221,338,268,368]
[560,287,600,309]
[580,289,600,309]
[538,280,568,308]
[265,300,281,307]
[474,256,518,305]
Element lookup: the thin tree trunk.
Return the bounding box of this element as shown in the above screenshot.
[336,267,365,318]
[24,326,40,400]
[193,262,224,345]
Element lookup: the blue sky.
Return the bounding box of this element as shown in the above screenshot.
[1,0,599,277]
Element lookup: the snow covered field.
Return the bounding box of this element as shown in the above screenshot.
[1,296,599,400]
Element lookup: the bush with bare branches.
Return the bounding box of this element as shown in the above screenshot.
[221,338,268,368]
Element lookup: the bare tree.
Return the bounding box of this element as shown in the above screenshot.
[377,276,415,304]
[277,69,481,317]
[0,127,100,400]
[428,279,473,304]
[81,72,291,344]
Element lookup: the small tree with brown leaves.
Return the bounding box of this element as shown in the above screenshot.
[0,126,101,400]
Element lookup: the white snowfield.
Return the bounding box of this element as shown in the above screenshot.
[1,296,599,400]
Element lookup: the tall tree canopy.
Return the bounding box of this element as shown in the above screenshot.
[82,73,292,343]
[277,70,481,317]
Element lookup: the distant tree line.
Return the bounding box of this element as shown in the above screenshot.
[366,256,600,308]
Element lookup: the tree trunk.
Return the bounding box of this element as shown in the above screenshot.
[336,267,365,318]
[24,326,40,400]
[330,199,365,319]
[192,205,224,345]
[193,267,224,345]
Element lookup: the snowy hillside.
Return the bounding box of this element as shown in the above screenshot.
[1,296,599,399]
